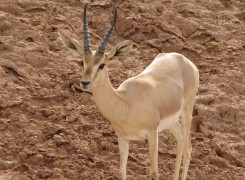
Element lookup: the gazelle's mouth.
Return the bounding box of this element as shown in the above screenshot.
[81,88,92,94]
[79,85,92,93]
[70,83,92,94]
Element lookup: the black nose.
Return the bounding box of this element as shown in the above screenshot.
[81,81,90,86]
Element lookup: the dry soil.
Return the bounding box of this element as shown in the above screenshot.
[0,0,244,179]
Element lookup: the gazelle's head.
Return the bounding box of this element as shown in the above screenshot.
[58,4,133,90]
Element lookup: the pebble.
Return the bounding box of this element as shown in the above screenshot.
[0,175,30,180]
[37,168,53,179]
[0,160,16,170]
[64,105,73,111]
[30,153,43,164]
[28,136,39,144]
[0,20,12,31]
[18,151,27,163]
[40,109,54,117]
[146,39,163,50]
[53,134,66,146]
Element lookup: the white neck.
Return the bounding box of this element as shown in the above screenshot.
[91,69,129,122]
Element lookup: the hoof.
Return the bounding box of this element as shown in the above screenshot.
[151,173,158,180]
[118,175,126,180]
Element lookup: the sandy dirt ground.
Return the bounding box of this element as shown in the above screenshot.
[0,0,244,179]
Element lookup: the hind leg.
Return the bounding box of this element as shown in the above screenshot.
[181,101,194,180]
[170,122,183,180]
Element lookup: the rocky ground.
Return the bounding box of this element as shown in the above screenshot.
[0,0,244,179]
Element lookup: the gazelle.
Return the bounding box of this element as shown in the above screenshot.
[58,4,199,180]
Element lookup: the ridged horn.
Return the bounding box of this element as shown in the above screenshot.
[83,4,91,51]
[98,6,118,54]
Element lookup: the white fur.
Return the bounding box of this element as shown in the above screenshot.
[158,110,182,133]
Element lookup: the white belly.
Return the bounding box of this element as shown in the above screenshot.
[122,130,148,141]
[119,111,181,141]
[157,110,181,133]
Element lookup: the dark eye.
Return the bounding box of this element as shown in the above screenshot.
[98,63,106,70]
[80,61,84,67]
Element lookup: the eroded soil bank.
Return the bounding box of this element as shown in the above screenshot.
[0,0,244,179]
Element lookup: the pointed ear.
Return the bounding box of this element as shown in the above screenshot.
[106,40,133,63]
[58,28,84,55]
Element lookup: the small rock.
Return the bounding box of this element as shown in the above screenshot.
[28,136,39,144]
[53,134,67,146]
[81,123,94,131]
[0,41,6,51]
[0,175,31,180]
[18,151,28,162]
[0,13,7,21]
[63,169,77,179]
[124,27,136,37]
[138,6,145,13]
[30,154,43,164]
[0,146,4,155]
[117,17,134,35]
[23,149,35,156]
[162,38,184,52]
[0,160,16,170]
[52,167,64,179]
[210,140,222,152]
[0,119,8,131]
[37,168,53,179]
[200,73,210,82]
[162,41,184,53]
[31,20,41,26]
[141,25,153,33]
[40,109,54,117]
[130,33,145,43]
[0,20,12,31]
[146,39,162,50]
[65,112,79,122]
[64,105,73,111]
[192,116,204,132]
[174,17,198,37]
[100,141,109,150]
[80,140,92,156]
[209,156,228,168]
[44,152,57,163]
[15,175,31,180]
[141,0,152,3]
[91,1,111,7]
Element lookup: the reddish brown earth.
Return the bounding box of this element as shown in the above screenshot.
[0,0,244,179]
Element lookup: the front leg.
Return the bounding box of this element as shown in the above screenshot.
[118,136,129,180]
[148,130,159,180]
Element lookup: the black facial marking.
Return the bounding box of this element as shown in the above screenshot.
[68,42,76,50]
[98,63,106,70]
[80,61,84,67]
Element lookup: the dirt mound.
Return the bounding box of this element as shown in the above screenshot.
[0,0,244,179]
